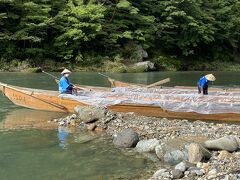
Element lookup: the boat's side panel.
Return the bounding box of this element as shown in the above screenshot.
[34,93,86,112]
[2,83,240,121]
[109,104,240,121]
[3,86,83,112]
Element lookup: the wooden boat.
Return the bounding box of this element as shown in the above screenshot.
[108,77,170,88]
[108,78,240,92]
[1,82,240,121]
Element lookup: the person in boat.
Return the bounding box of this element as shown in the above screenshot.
[197,74,216,95]
[59,68,74,94]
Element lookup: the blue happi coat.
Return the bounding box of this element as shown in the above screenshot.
[59,76,73,94]
[198,76,209,88]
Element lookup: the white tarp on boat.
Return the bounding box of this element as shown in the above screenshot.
[59,87,240,114]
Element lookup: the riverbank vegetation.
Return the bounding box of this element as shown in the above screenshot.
[1,0,240,72]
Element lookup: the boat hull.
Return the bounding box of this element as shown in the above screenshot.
[1,83,240,121]
[0,83,84,112]
[109,104,240,122]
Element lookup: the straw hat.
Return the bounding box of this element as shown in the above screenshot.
[205,74,216,81]
[61,68,71,75]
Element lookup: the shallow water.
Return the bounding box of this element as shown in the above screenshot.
[0,109,153,180]
[0,71,240,179]
[0,129,153,180]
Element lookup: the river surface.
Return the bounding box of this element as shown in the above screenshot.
[0,71,240,180]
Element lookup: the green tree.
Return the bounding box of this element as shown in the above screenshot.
[52,0,105,64]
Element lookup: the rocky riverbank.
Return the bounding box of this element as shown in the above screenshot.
[50,106,240,180]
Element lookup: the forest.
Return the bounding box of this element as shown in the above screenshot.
[0,0,240,71]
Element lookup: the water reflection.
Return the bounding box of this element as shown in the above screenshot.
[58,126,69,149]
[0,109,65,130]
[0,109,106,150]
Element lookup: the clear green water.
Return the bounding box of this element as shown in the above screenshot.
[0,129,152,180]
[0,71,240,180]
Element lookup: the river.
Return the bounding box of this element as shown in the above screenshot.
[0,71,240,180]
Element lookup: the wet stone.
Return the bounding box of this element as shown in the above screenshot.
[113,128,139,148]
[172,169,184,179]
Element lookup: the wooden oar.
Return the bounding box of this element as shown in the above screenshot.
[42,70,91,91]
[146,78,170,88]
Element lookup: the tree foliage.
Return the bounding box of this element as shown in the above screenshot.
[0,0,240,67]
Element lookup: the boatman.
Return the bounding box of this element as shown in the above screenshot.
[197,74,216,95]
[59,68,74,94]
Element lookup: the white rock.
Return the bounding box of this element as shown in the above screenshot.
[152,169,167,178]
[195,169,205,176]
[204,136,239,152]
[197,162,203,168]
[175,162,187,172]
[136,138,160,153]
[133,61,155,71]
[208,168,217,175]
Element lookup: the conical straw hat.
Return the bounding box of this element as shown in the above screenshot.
[205,74,216,81]
[61,68,72,75]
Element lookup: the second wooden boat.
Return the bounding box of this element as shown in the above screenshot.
[108,78,240,92]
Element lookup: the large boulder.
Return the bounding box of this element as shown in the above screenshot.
[74,106,107,123]
[113,128,139,148]
[204,136,239,152]
[124,43,148,62]
[133,61,155,71]
[188,143,212,163]
[135,138,160,153]
[155,141,189,164]
[155,137,208,165]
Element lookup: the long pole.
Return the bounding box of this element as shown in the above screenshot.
[98,72,112,79]
[41,69,91,91]
[41,70,59,80]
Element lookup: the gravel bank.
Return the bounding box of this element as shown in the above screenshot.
[51,107,240,180]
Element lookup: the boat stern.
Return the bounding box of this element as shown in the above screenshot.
[0,82,6,95]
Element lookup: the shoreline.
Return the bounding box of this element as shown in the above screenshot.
[52,107,240,180]
[1,60,240,73]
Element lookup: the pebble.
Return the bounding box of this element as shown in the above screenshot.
[175,161,187,172]
[201,163,210,173]
[50,109,240,180]
[218,150,232,159]
[171,169,184,179]
[87,123,97,131]
[161,171,171,178]
[208,168,217,175]
[188,143,204,163]
[152,169,167,178]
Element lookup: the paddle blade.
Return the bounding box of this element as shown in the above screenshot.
[146,78,170,88]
